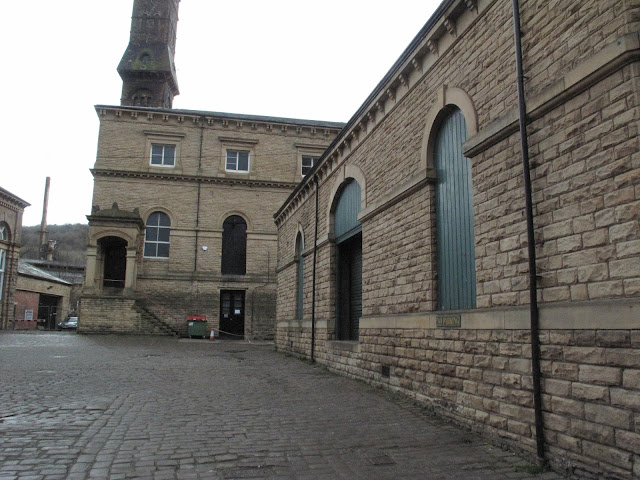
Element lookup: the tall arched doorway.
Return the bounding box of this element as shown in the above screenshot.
[221,215,247,275]
[99,236,127,289]
[434,107,476,310]
[334,179,362,341]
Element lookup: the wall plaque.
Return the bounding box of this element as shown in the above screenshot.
[436,314,461,328]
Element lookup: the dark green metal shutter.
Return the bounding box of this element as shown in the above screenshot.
[334,179,362,341]
[348,237,362,340]
[295,234,304,319]
[435,108,476,310]
[334,180,362,243]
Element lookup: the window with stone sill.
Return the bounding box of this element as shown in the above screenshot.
[226,150,250,172]
[150,144,176,167]
[144,212,171,258]
[301,156,319,176]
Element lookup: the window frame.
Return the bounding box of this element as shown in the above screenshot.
[225,149,251,173]
[296,144,325,179]
[144,211,171,259]
[143,131,184,171]
[301,155,319,177]
[150,143,176,167]
[219,137,258,176]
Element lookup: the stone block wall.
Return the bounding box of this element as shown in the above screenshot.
[83,106,341,338]
[275,0,640,478]
[0,187,28,330]
[79,296,141,334]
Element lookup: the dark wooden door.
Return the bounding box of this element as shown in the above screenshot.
[219,290,245,339]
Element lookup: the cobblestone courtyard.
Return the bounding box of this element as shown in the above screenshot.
[0,333,562,479]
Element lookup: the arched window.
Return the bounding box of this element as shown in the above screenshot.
[334,179,362,341]
[144,212,171,258]
[434,107,476,310]
[222,215,247,275]
[0,224,7,241]
[295,233,304,320]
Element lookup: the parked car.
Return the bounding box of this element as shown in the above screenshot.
[57,317,78,330]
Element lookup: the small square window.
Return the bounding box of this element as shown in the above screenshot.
[301,156,318,176]
[151,144,176,167]
[226,150,250,172]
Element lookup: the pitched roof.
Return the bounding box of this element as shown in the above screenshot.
[18,260,72,286]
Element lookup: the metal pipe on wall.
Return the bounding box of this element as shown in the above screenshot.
[310,174,320,362]
[511,0,545,461]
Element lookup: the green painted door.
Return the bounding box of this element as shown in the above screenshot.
[334,179,362,340]
[435,108,476,310]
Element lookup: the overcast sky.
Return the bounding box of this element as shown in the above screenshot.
[3,0,441,226]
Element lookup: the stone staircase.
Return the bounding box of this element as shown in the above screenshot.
[133,301,180,336]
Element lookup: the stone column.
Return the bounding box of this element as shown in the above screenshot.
[124,247,137,291]
[84,246,98,293]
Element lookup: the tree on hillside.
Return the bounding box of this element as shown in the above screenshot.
[20,224,89,265]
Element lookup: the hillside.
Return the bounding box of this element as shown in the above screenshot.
[20,224,89,265]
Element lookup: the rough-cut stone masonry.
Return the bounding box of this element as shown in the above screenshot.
[275,0,640,478]
[83,105,342,339]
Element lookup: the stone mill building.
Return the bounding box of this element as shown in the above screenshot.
[79,0,343,339]
[274,0,640,478]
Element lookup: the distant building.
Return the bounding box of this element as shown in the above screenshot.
[15,261,72,330]
[22,259,84,313]
[79,0,343,338]
[0,186,29,330]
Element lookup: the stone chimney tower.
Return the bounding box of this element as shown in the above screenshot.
[117,0,180,109]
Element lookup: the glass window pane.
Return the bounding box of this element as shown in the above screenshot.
[158,228,170,242]
[158,213,171,227]
[238,151,249,171]
[151,145,162,165]
[157,243,170,257]
[144,243,156,257]
[148,212,160,226]
[226,151,237,170]
[146,227,158,241]
[164,145,175,165]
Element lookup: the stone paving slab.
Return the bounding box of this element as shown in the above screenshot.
[0,333,563,479]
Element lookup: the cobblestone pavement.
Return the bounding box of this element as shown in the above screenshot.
[0,333,562,480]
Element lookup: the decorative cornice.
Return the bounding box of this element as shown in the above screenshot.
[0,187,30,209]
[275,0,489,226]
[96,105,344,139]
[91,169,299,190]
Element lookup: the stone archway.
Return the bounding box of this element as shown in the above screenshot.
[99,236,127,290]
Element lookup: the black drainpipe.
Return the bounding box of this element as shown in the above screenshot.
[512,0,545,461]
[194,120,204,272]
[310,174,320,362]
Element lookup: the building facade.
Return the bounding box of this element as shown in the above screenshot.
[79,0,343,338]
[0,187,30,330]
[275,0,640,478]
[14,261,72,330]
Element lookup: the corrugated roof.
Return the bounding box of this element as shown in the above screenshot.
[18,261,72,286]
